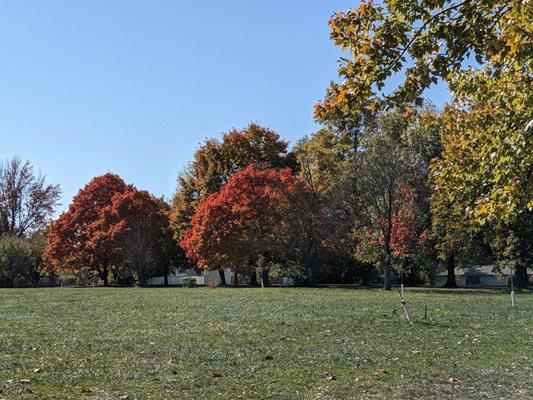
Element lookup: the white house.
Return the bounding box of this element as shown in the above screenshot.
[148,268,234,286]
[435,266,523,287]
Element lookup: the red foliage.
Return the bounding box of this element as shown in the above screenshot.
[45,173,130,283]
[180,166,309,270]
[356,183,430,264]
[45,173,175,285]
[389,184,429,259]
[96,188,174,285]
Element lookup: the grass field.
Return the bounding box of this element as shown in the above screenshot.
[0,287,531,399]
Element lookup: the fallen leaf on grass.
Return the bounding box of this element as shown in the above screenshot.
[448,378,459,384]
[120,395,130,400]
[264,353,273,360]
[211,371,222,378]
[33,368,41,373]
[325,373,337,381]
[379,370,389,375]
[81,388,93,393]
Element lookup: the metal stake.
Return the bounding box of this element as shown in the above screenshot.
[400,299,413,321]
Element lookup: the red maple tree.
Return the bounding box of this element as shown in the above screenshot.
[45,173,129,285]
[180,166,311,281]
[96,188,177,285]
[355,183,430,281]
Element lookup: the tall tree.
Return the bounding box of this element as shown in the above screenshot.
[170,123,296,283]
[45,173,129,286]
[350,110,435,290]
[0,235,29,287]
[181,166,313,284]
[0,157,61,237]
[431,71,532,287]
[97,189,179,286]
[293,129,359,283]
[23,231,51,287]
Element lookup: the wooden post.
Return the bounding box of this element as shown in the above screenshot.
[423,305,428,320]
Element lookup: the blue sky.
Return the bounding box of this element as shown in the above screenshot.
[1,1,449,213]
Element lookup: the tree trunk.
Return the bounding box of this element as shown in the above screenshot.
[307,264,316,286]
[218,268,227,286]
[383,266,392,291]
[261,267,270,287]
[163,265,169,286]
[515,263,529,289]
[233,271,239,287]
[101,270,109,287]
[305,250,316,286]
[443,252,458,288]
[139,277,148,287]
[30,272,40,287]
[250,270,258,286]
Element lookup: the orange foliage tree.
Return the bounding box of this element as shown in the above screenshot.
[45,173,179,286]
[45,174,129,285]
[96,188,179,286]
[180,166,314,285]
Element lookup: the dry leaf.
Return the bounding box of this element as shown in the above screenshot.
[33,368,41,373]
[211,371,222,378]
[379,370,389,375]
[325,373,337,381]
[81,388,93,393]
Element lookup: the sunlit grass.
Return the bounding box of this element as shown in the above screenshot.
[0,287,531,399]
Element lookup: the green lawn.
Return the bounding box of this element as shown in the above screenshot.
[0,287,531,399]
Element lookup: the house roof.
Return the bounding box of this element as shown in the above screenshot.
[437,265,513,277]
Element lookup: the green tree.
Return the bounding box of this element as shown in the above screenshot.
[23,231,50,287]
[0,236,30,287]
[431,70,532,287]
[315,0,531,116]
[351,110,434,290]
[316,0,532,287]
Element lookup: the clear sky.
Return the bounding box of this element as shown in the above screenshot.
[1,1,449,213]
